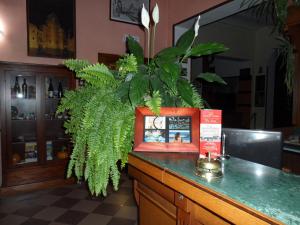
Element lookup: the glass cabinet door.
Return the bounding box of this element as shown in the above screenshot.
[10,74,38,166]
[44,76,70,161]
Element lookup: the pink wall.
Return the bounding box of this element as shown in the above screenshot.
[167,0,227,45]
[0,0,226,65]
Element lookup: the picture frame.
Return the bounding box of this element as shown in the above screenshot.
[27,0,76,58]
[181,58,191,81]
[134,107,200,152]
[110,0,150,25]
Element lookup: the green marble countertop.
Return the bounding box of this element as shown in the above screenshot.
[130,151,300,225]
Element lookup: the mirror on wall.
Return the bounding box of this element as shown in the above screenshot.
[173,0,292,129]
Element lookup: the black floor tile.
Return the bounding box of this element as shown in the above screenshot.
[14,205,45,217]
[52,197,79,208]
[20,218,50,225]
[0,212,7,219]
[49,187,73,196]
[55,210,88,224]
[86,195,105,202]
[93,203,121,216]
[1,174,137,225]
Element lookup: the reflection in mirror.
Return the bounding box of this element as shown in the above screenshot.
[174,0,292,130]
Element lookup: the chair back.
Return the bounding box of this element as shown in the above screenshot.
[222,128,282,169]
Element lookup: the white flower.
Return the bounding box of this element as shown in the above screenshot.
[141,4,150,30]
[152,3,159,24]
[194,15,201,37]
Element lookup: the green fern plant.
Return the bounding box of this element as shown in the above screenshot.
[57,60,135,196]
[58,10,228,196]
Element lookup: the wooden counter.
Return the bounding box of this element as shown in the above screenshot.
[128,152,300,225]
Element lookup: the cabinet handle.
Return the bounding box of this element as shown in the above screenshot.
[178,194,184,200]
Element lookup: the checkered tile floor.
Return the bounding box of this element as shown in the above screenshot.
[0,174,137,225]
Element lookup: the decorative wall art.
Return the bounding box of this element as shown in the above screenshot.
[110,0,150,25]
[134,107,200,152]
[27,0,76,58]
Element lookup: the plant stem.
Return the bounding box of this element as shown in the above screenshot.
[180,36,196,64]
[152,24,156,58]
[147,29,150,65]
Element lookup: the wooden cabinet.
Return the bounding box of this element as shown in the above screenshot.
[128,154,284,225]
[130,165,232,225]
[0,62,75,192]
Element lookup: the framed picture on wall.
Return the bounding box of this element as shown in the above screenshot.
[110,0,150,25]
[27,0,76,58]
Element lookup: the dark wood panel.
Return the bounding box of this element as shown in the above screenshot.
[282,151,300,174]
[0,177,75,196]
[4,160,68,186]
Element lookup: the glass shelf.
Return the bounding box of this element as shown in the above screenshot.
[10,74,38,166]
[11,141,38,165]
[45,76,70,161]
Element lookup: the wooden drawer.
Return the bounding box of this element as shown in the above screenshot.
[190,202,232,225]
[129,165,175,203]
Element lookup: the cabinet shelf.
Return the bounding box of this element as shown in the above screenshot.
[11,98,36,100]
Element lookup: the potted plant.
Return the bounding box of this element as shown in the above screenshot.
[57,4,228,196]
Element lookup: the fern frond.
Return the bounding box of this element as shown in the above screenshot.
[116,54,138,78]
[145,91,162,115]
[78,63,116,88]
[63,59,90,73]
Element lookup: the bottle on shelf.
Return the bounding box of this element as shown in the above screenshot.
[48,78,54,98]
[58,81,63,98]
[22,78,28,98]
[13,77,21,97]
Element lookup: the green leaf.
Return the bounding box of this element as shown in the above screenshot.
[181,85,204,109]
[161,92,177,107]
[197,73,227,85]
[159,65,178,95]
[175,28,195,52]
[129,74,148,107]
[188,43,228,57]
[127,36,144,65]
[177,79,194,106]
[116,81,130,102]
[155,47,184,62]
[150,72,163,91]
[145,91,161,115]
[161,62,181,79]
